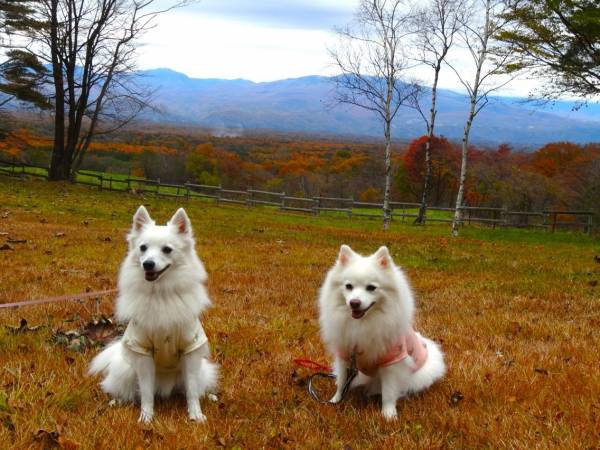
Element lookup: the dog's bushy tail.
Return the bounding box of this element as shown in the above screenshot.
[89,341,138,402]
[200,358,219,395]
[89,341,121,376]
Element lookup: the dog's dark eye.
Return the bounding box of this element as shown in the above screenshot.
[366,284,377,292]
[140,244,147,252]
[345,283,353,290]
[162,246,172,254]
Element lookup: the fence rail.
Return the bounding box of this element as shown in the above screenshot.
[0,159,594,234]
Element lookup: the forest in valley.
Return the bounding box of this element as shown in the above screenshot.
[1,123,598,216]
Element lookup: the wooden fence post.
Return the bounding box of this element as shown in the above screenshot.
[542,211,548,231]
[586,213,593,235]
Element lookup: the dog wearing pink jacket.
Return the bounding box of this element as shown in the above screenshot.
[318,245,446,420]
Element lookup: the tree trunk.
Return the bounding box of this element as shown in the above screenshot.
[47,0,68,181]
[415,65,441,225]
[452,103,475,236]
[452,0,490,236]
[382,121,392,230]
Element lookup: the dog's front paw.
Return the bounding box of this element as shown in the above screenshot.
[329,393,343,404]
[381,405,398,421]
[207,393,218,402]
[188,403,207,423]
[138,409,154,424]
[189,410,207,423]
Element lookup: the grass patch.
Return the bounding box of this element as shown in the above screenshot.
[0,176,598,448]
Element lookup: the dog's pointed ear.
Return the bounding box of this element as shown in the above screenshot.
[169,208,191,235]
[374,246,391,269]
[338,244,356,266]
[132,205,152,232]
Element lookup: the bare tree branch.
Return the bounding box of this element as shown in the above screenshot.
[330,0,419,230]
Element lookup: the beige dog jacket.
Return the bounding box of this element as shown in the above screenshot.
[122,318,207,371]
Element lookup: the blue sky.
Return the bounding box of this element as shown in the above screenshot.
[140,0,538,97]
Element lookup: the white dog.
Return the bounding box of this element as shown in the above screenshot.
[89,206,218,423]
[318,245,446,420]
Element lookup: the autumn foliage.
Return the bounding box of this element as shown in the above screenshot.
[1,126,599,215]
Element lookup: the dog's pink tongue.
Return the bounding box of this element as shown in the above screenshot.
[352,310,365,319]
[145,272,157,281]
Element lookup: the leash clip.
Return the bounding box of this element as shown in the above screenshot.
[307,352,358,404]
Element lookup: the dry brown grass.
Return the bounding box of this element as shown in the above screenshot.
[0,177,599,449]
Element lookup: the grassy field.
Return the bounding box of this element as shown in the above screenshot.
[0,176,598,449]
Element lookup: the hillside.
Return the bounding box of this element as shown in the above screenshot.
[138,68,600,146]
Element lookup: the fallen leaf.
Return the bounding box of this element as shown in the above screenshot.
[58,436,80,450]
[291,370,307,387]
[534,368,549,375]
[81,317,121,344]
[6,318,43,334]
[34,428,60,448]
[449,391,464,406]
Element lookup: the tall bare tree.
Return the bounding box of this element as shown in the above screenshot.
[447,0,517,236]
[1,0,192,180]
[330,0,420,230]
[411,0,464,224]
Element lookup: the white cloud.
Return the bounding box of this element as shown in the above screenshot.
[139,1,541,97]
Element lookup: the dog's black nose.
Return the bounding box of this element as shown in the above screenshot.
[349,299,361,310]
[143,260,155,271]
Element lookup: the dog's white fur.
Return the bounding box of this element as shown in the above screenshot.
[318,245,446,420]
[89,206,218,423]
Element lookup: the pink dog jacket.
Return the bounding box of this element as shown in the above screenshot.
[339,327,428,376]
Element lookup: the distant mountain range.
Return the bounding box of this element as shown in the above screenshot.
[21,67,600,146]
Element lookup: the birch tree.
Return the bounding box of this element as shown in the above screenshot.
[411,0,464,224]
[448,0,517,236]
[330,0,420,230]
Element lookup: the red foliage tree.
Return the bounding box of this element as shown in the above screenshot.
[402,135,460,205]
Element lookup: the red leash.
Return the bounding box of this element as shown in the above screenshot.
[293,358,331,373]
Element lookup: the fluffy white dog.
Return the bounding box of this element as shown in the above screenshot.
[318,245,446,420]
[89,205,218,423]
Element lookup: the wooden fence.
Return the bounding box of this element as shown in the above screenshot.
[0,160,594,234]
